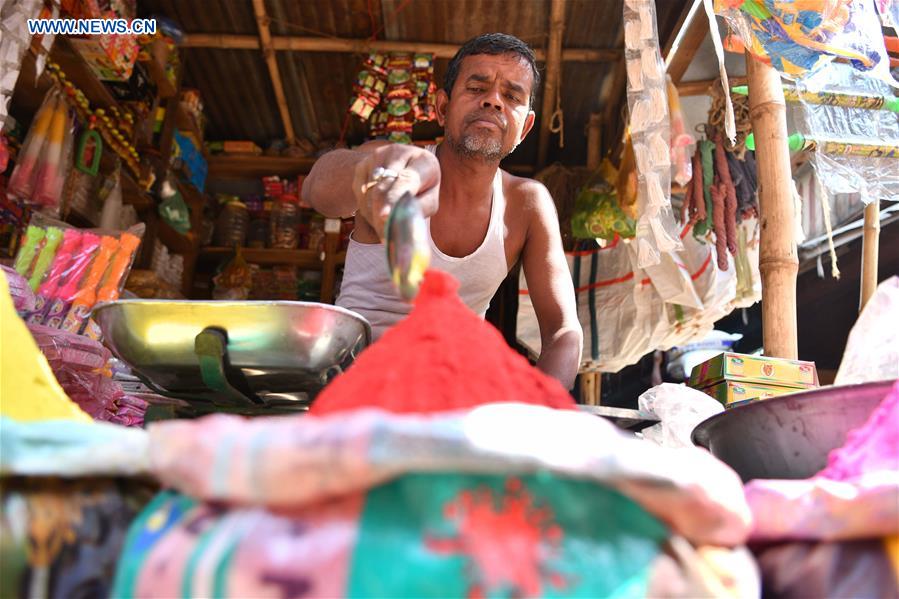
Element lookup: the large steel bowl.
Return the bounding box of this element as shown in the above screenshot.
[93,299,371,413]
[692,380,893,481]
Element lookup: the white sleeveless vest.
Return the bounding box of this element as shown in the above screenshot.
[336,149,508,339]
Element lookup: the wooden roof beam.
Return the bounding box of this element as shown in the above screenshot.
[536,0,566,169]
[665,0,709,84]
[251,0,295,143]
[182,33,620,63]
[677,75,747,97]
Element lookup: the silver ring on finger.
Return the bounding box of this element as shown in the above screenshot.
[371,167,399,183]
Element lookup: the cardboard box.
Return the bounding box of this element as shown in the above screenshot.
[689,352,818,390]
[702,380,803,407]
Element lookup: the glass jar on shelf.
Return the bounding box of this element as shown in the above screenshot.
[269,194,300,249]
[213,199,249,247]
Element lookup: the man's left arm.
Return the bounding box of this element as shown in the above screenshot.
[519,182,583,389]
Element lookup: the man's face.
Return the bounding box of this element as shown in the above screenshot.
[437,52,537,163]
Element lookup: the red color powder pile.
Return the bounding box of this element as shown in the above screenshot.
[310,270,576,415]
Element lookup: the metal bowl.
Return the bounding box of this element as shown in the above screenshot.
[93,299,371,413]
[692,380,893,481]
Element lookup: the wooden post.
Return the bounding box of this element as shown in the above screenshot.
[860,200,881,311]
[251,0,295,143]
[537,0,566,169]
[586,113,602,169]
[320,219,341,304]
[580,372,601,406]
[747,55,798,359]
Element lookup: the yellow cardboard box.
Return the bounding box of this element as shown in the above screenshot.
[689,352,818,390]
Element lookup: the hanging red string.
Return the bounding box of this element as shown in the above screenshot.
[368,0,413,41]
[338,111,353,146]
[367,0,378,41]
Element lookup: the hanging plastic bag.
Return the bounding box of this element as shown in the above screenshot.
[667,76,695,187]
[100,168,124,230]
[7,88,76,216]
[158,177,191,234]
[571,161,636,241]
[623,0,682,268]
[0,0,44,123]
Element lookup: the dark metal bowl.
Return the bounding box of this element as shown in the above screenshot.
[692,380,894,481]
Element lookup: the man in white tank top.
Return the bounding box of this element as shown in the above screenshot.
[304,33,582,389]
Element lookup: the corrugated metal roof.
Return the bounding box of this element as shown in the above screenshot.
[140,0,690,166]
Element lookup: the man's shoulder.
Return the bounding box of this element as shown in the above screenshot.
[501,170,554,212]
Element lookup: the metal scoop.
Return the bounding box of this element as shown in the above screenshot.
[385,191,431,301]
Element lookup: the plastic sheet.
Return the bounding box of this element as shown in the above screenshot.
[146,405,752,547]
[835,276,899,385]
[623,0,682,268]
[113,487,756,599]
[0,264,36,313]
[0,416,150,476]
[791,64,899,204]
[638,383,724,449]
[517,226,741,373]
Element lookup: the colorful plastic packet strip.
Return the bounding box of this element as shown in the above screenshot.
[27,229,80,322]
[731,85,899,113]
[13,225,46,276]
[26,227,64,291]
[66,232,142,334]
[747,132,899,158]
[43,234,106,328]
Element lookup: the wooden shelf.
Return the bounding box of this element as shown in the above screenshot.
[199,247,324,269]
[175,102,205,148]
[120,171,154,210]
[157,219,199,255]
[207,155,316,179]
[140,39,177,99]
[52,37,122,112]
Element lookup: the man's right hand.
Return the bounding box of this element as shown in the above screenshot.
[351,144,441,240]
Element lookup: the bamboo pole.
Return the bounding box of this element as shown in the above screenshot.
[182,34,619,63]
[580,112,603,406]
[860,200,881,311]
[537,0,566,169]
[747,55,799,359]
[251,0,295,143]
[586,113,602,169]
